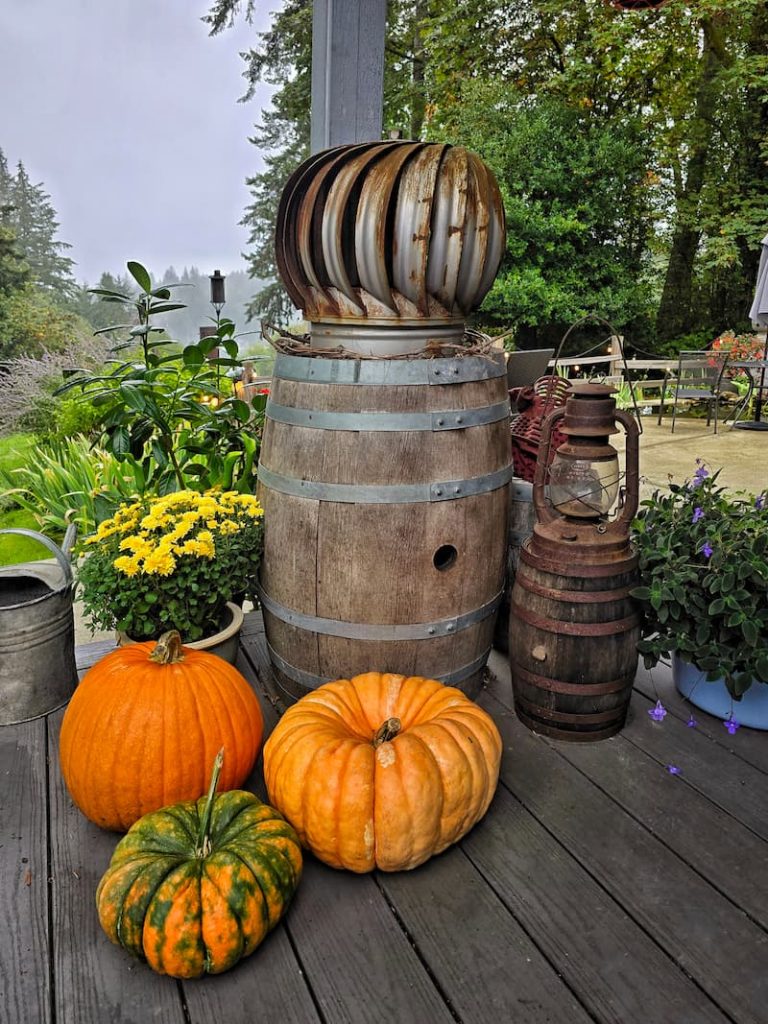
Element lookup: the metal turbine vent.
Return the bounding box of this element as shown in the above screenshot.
[275,141,506,353]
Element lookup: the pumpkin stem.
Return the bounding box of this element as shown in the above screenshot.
[148,630,185,665]
[373,718,402,747]
[195,748,224,859]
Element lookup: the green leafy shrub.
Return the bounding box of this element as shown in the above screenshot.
[631,463,768,698]
[59,261,264,496]
[0,436,139,536]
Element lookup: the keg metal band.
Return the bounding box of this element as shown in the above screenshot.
[267,641,489,691]
[514,692,625,726]
[257,462,514,504]
[513,704,623,742]
[510,600,640,636]
[265,400,510,432]
[512,662,632,697]
[515,575,635,604]
[273,353,505,386]
[257,585,503,640]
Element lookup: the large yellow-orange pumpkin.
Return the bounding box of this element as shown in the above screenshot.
[263,672,502,872]
[60,631,264,831]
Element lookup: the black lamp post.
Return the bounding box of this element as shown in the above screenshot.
[210,269,226,321]
[208,270,226,390]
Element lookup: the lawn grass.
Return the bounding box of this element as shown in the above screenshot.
[0,434,44,566]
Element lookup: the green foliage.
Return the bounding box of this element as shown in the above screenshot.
[439,89,655,339]
[0,285,93,361]
[0,436,139,538]
[631,465,768,698]
[60,262,264,495]
[0,507,44,567]
[77,490,264,641]
[47,397,101,442]
[210,0,768,349]
[0,224,30,297]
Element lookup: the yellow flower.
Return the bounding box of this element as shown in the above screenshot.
[143,549,176,576]
[113,555,141,577]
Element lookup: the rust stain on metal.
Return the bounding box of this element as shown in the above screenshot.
[275,140,505,324]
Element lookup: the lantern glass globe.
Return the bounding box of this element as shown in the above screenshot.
[549,451,620,518]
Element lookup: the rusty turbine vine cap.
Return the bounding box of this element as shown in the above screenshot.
[275,141,505,352]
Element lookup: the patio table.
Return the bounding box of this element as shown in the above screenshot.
[729,360,768,431]
[2,611,767,1023]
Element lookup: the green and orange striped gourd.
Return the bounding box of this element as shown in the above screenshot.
[96,751,302,978]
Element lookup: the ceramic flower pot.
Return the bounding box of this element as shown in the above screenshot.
[672,653,768,731]
[117,601,244,665]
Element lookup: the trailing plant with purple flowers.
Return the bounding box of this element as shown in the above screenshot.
[631,463,768,699]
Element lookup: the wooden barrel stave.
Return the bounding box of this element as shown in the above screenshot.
[257,354,511,700]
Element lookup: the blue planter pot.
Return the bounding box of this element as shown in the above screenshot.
[672,654,768,731]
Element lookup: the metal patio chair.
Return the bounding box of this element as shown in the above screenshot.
[657,350,734,433]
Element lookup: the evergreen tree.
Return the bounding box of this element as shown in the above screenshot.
[207,0,312,324]
[0,152,75,298]
[0,224,30,298]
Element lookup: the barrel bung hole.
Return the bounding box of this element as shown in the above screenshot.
[433,544,458,571]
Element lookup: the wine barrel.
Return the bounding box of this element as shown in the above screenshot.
[508,544,640,741]
[257,351,512,700]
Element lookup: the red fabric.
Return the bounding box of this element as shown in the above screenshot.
[510,375,571,483]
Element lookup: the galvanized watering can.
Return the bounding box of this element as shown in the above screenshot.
[0,526,78,725]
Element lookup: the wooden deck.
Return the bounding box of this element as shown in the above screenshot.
[2,611,767,1024]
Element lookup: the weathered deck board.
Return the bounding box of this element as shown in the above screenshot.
[555,729,768,932]
[463,784,729,1024]
[376,847,594,1023]
[2,613,767,1024]
[0,717,51,1024]
[478,688,768,1024]
[47,708,186,1024]
[621,694,768,840]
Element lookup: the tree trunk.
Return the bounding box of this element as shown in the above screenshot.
[655,18,726,343]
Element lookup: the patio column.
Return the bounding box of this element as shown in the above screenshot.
[310,0,387,153]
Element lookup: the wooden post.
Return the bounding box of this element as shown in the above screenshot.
[310,0,387,154]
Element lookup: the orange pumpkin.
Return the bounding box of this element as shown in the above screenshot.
[263,672,502,872]
[60,631,264,831]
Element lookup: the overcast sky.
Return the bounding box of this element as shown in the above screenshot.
[0,0,279,283]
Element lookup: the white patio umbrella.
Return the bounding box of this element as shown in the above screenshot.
[744,234,768,429]
[749,233,768,327]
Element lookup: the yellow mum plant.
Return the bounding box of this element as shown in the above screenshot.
[78,489,264,641]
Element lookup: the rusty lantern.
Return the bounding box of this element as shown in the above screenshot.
[508,383,643,742]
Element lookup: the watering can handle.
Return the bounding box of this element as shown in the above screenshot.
[0,528,74,588]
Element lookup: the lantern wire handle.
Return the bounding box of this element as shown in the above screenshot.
[552,312,643,434]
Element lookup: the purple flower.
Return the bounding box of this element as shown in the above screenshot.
[723,716,740,735]
[667,765,682,775]
[691,464,709,488]
[757,494,766,511]
[701,541,713,558]
[648,700,667,722]
[692,507,704,524]
[686,714,698,728]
